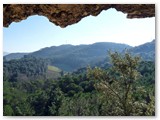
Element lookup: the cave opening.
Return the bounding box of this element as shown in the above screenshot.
[3,4,156,116]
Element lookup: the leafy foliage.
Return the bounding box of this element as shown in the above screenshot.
[87,52,155,115]
[3,51,155,116]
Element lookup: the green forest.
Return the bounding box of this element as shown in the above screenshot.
[3,51,155,116]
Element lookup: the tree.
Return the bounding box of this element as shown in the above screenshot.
[87,51,154,115]
[59,92,101,116]
[46,87,64,116]
[4,105,14,116]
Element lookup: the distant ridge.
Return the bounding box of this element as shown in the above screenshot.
[129,40,155,61]
[4,42,132,71]
[3,52,10,56]
[4,40,155,71]
[4,53,29,61]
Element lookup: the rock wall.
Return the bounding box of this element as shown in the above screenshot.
[3,4,155,28]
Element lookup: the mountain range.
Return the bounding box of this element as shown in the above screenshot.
[129,40,155,61]
[4,40,155,72]
[3,52,10,56]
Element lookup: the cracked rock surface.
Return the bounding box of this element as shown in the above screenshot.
[3,4,155,28]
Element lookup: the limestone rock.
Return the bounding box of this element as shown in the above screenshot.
[3,4,155,28]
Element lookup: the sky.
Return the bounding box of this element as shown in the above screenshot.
[3,8,155,53]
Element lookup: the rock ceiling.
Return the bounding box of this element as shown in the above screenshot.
[3,4,155,28]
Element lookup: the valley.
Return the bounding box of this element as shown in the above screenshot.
[3,40,155,116]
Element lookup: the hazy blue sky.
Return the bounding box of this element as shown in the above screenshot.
[3,8,155,53]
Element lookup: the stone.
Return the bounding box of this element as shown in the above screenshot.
[3,4,155,28]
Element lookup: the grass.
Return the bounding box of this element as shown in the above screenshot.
[48,65,61,72]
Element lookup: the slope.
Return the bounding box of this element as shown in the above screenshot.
[30,42,132,71]
[129,40,155,61]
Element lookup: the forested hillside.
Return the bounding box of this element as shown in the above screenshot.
[5,53,28,61]
[129,40,155,61]
[4,40,155,72]
[3,56,61,82]
[4,42,132,71]
[3,51,155,116]
[30,42,131,71]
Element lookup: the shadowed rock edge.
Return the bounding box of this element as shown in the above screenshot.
[3,4,155,28]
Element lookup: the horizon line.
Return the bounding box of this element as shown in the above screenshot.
[4,39,155,53]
